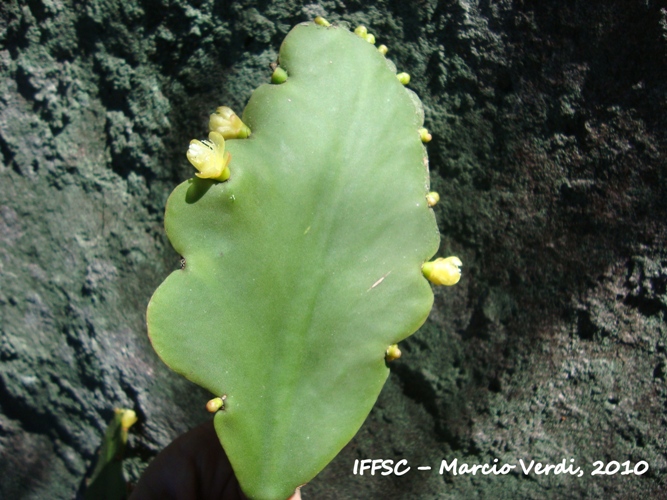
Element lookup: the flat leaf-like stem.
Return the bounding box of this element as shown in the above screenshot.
[147,22,439,500]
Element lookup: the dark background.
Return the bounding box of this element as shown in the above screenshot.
[1,0,665,498]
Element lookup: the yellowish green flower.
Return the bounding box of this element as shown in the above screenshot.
[209,106,251,139]
[187,131,231,181]
[114,408,138,444]
[116,408,138,432]
[422,256,462,286]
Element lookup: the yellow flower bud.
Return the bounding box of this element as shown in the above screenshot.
[422,256,462,286]
[112,408,138,445]
[314,16,330,27]
[385,344,402,362]
[354,25,368,37]
[271,66,288,84]
[115,408,138,432]
[378,44,388,56]
[187,131,231,181]
[397,72,410,85]
[419,127,432,143]
[364,33,375,44]
[426,191,440,207]
[206,397,225,413]
[209,106,250,139]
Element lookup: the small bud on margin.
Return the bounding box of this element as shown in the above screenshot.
[419,127,432,143]
[354,25,368,37]
[385,344,402,362]
[397,72,411,85]
[206,397,225,413]
[271,66,288,84]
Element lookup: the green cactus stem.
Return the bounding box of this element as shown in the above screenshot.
[147,21,459,500]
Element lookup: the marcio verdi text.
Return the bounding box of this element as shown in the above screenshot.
[353,458,649,477]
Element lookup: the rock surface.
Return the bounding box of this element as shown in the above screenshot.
[1,0,665,498]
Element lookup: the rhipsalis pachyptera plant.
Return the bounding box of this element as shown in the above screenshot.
[147,18,461,500]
